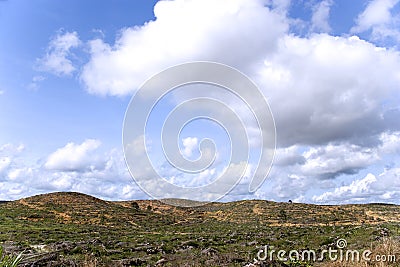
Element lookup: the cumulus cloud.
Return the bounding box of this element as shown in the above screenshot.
[252,131,400,203]
[379,131,400,154]
[267,0,291,15]
[80,0,288,96]
[274,145,305,166]
[37,31,81,76]
[351,0,400,41]
[0,143,25,180]
[44,139,103,172]
[313,168,400,203]
[0,143,25,154]
[300,144,378,179]
[0,157,11,177]
[272,131,400,179]
[0,141,142,201]
[313,173,378,203]
[311,0,333,33]
[181,137,198,158]
[259,34,400,147]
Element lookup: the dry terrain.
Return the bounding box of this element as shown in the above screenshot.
[0,192,399,266]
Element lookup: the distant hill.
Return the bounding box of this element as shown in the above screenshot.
[5,191,400,226]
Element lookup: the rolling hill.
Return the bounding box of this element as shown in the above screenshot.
[0,192,399,266]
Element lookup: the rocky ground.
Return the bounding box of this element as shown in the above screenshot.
[0,192,399,266]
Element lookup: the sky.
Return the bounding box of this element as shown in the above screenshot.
[1,0,400,204]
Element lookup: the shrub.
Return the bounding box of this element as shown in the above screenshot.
[131,202,140,211]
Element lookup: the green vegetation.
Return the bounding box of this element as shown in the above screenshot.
[0,192,399,266]
[0,246,22,267]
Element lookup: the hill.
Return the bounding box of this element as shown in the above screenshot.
[0,192,399,266]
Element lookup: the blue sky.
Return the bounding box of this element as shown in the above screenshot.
[1,0,400,204]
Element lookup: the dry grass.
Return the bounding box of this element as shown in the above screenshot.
[82,255,98,267]
[321,238,400,267]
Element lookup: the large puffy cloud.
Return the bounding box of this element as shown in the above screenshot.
[0,141,144,201]
[259,34,400,147]
[254,131,400,203]
[80,0,288,96]
[44,139,103,172]
[273,132,400,179]
[313,168,400,203]
[83,0,400,149]
[299,144,378,179]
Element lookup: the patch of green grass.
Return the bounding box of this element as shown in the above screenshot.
[0,246,22,267]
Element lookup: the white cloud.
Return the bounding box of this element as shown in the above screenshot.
[351,0,400,41]
[37,31,81,76]
[181,137,198,158]
[311,0,333,33]
[267,0,291,15]
[272,131,400,179]
[44,139,103,172]
[28,75,46,91]
[255,131,400,203]
[80,0,288,96]
[0,157,11,177]
[0,143,24,154]
[300,144,378,179]
[313,173,378,203]
[274,145,305,166]
[353,0,398,30]
[0,90,4,95]
[259,34,400,147]
[7,167,33,182]
[0,141,142,201]
[313,167,400,203]
[379,131,400,154]
[0,143,25,180]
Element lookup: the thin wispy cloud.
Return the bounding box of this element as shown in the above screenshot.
[37,31,81,76]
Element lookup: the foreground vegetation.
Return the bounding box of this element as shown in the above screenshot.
[0,192,399,266]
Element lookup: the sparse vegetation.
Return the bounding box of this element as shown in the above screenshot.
[0,246,22,267]
[0,192,399,266]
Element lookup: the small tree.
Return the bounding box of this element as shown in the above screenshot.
[279,209,287,221]
[131,201,140,211]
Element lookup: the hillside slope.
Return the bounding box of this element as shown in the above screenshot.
[0,192,399,266]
